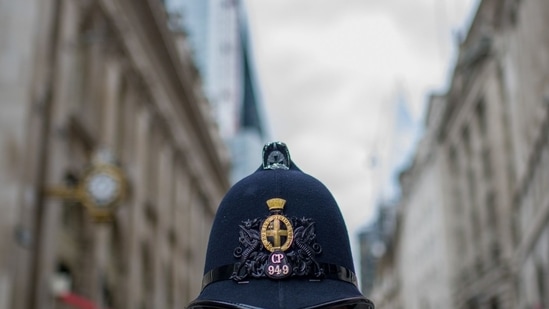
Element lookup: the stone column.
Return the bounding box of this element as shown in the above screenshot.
[29,0,82,307]
[122,104,150,308]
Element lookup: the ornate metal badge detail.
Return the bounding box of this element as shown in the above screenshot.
[231,198,323,281]
[262,142,290,170]
[261,198,294,252]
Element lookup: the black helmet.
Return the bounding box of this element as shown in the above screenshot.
[187,142,374,309]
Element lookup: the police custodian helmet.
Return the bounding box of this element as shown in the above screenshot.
[187,142,375,309]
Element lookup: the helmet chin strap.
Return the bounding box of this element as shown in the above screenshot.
[201,263,358,291]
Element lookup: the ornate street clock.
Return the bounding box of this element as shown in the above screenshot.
[44,148,128,223]
[79,163,127,222]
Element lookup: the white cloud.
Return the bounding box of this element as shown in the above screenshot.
[244,0,478,260]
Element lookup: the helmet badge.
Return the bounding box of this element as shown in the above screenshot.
[261,198,294,279]
[231,198,323,282]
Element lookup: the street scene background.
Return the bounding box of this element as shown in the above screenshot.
[0,0,548,308]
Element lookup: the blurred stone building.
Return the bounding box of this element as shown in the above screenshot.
[370,0,549,308]
[166,0,270,184]
[0,0,231,308]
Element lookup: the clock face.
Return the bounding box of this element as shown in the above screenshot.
[85,172,120,207]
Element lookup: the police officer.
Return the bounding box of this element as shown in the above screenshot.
[187,142,375,309]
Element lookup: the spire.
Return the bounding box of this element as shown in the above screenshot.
[239,40,264,138]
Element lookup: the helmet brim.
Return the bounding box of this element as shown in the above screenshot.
[188,278,374,309]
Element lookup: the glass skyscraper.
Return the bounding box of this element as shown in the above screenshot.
[166,0,269,183]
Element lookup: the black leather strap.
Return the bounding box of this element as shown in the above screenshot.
[202,264,237,289]
[202,263,358,290]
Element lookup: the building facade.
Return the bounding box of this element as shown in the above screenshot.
[398,132,455,309]
[358,87,422,307]
[500,0,549,307]
[0,0,230,308]
[358,202,397,296]
[370,0,549,308]
[167,0,269,184]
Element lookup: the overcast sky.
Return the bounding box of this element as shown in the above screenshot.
[243,0,479,255]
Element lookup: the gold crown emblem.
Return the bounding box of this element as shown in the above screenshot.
[266,198,286,211]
